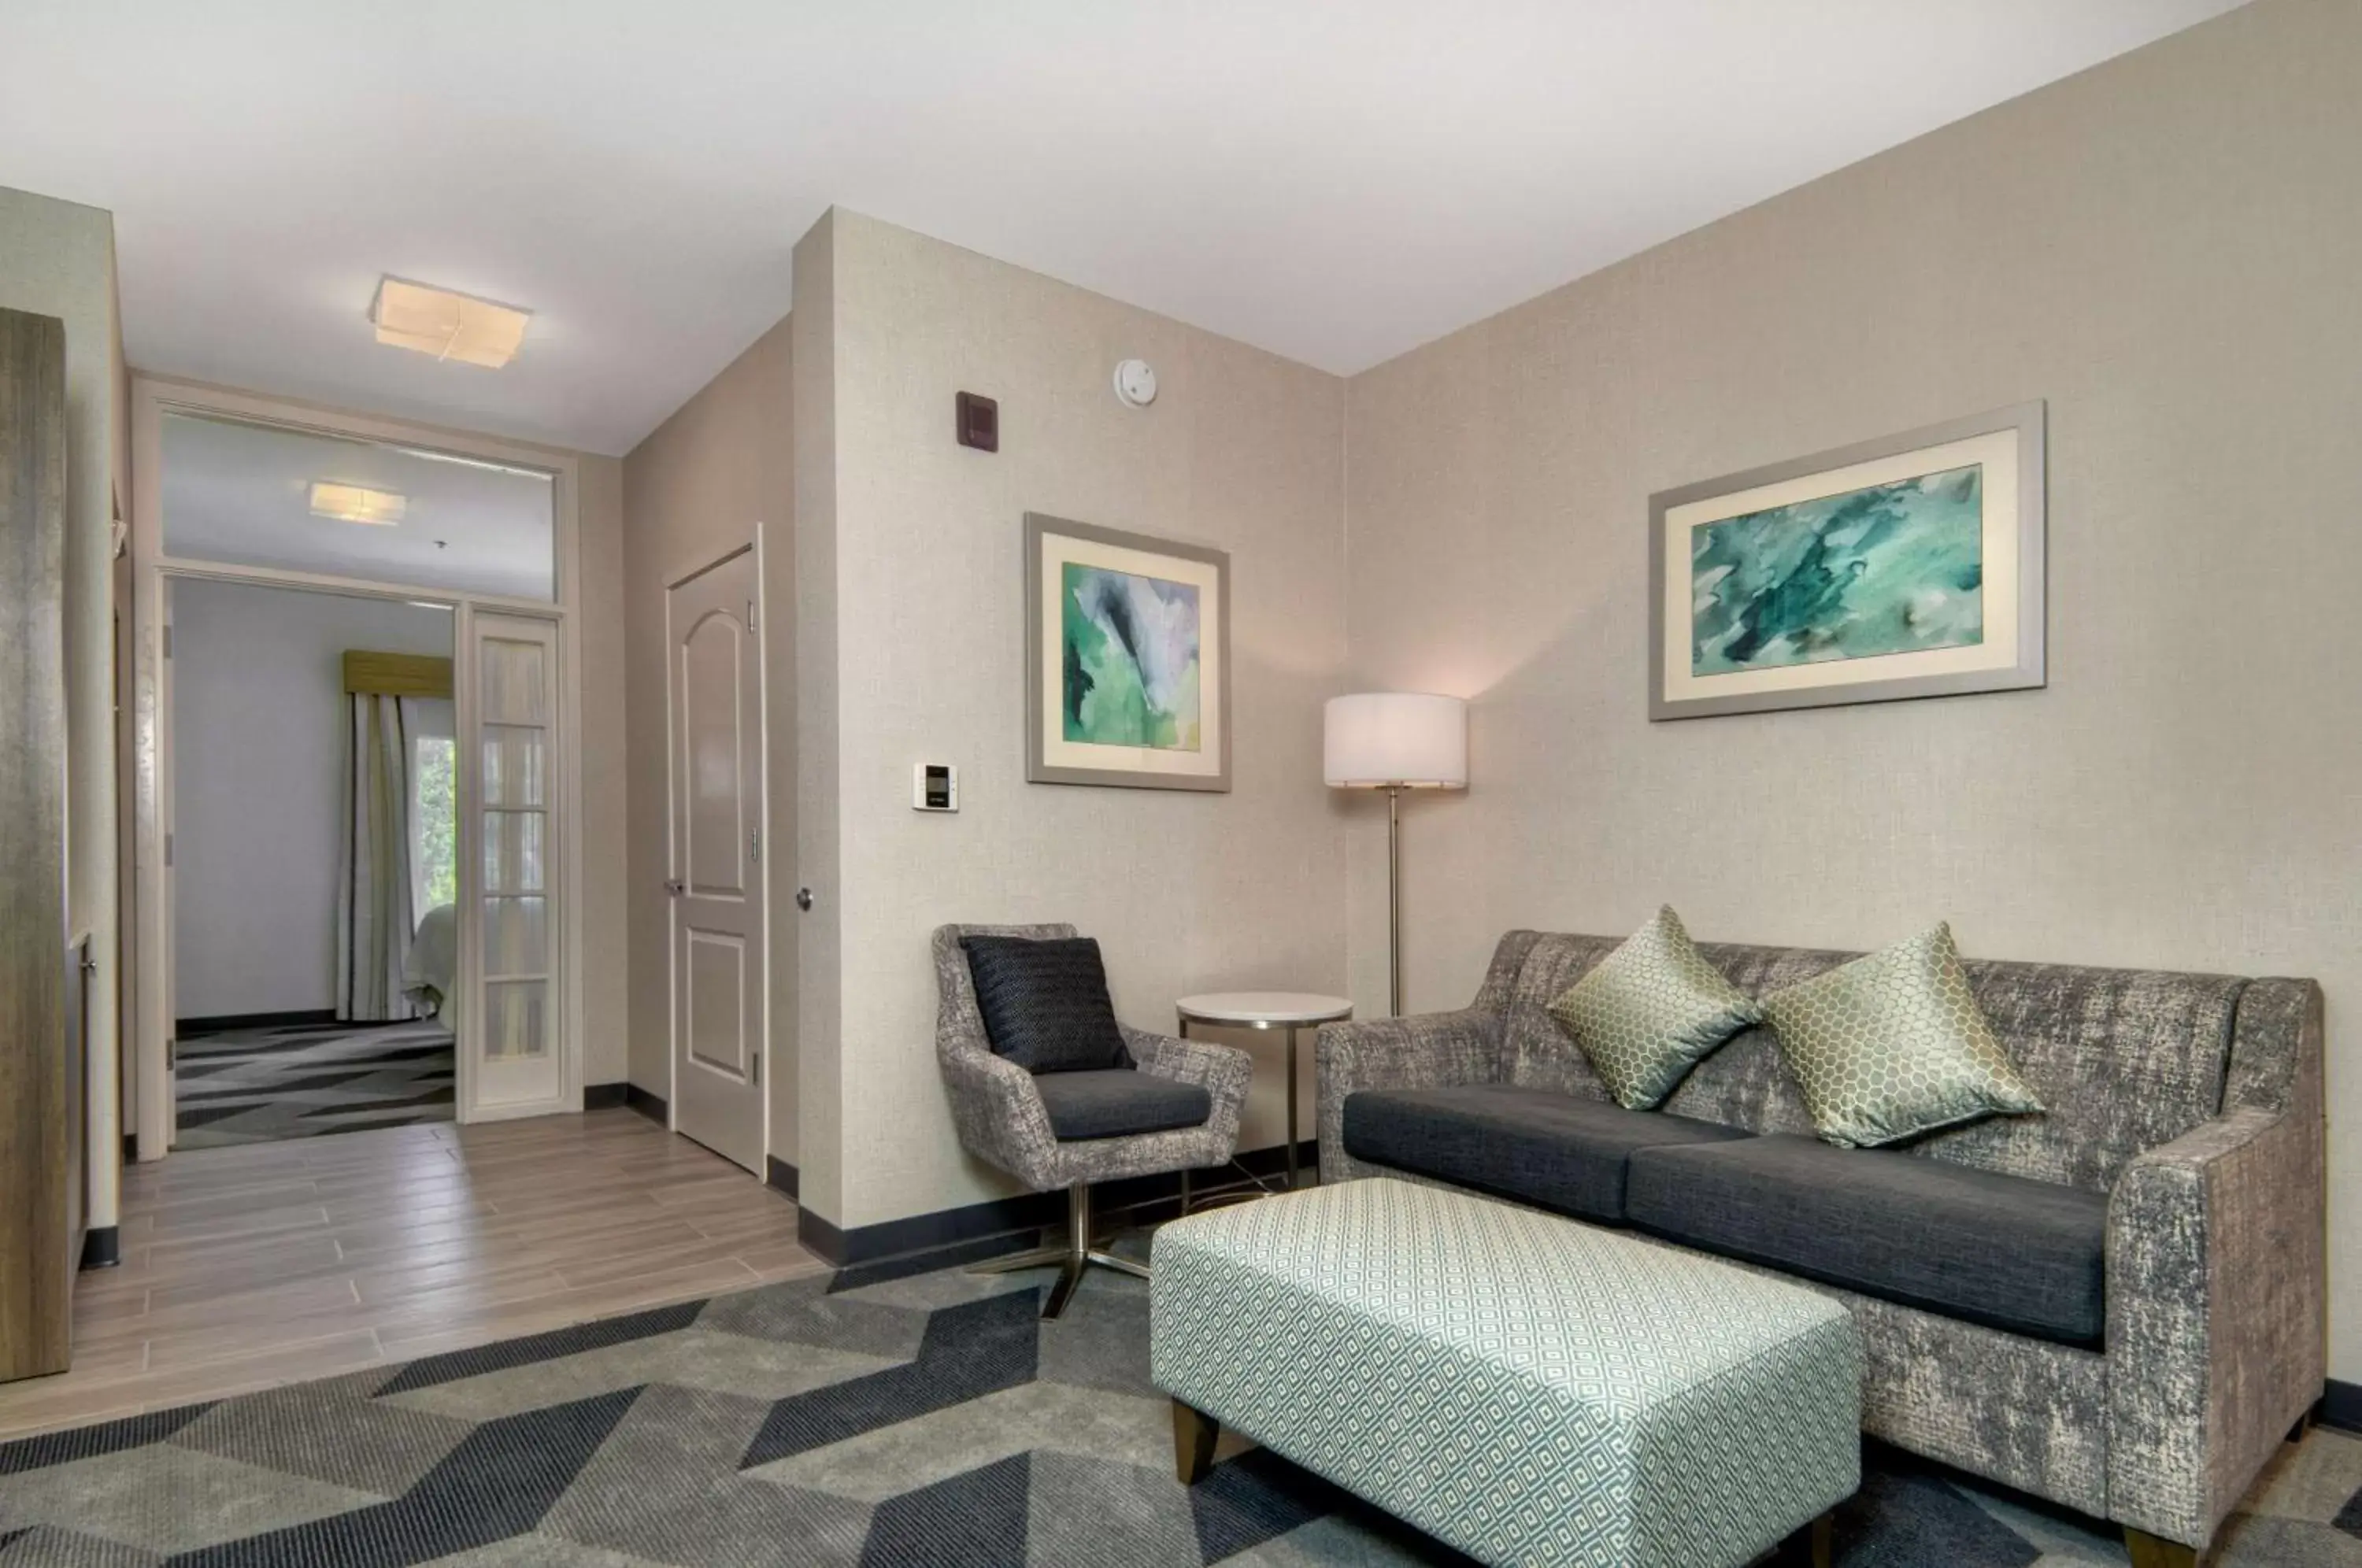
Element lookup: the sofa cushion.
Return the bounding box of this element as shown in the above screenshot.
[1501,929,2246,1192]
[1341,1085,1754,1224]
[1627,1133,2108,1346]
[1546,905,1766,1109]
[1763,923,2044,1148]
[1033,1070,1210,1141]
[961,935,1133,1073]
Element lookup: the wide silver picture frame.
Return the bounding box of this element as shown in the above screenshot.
[1024,512,1232,791]
[1648,401,2046,721]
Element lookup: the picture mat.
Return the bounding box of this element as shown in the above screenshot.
[1660,427,2021,704]
[1036,529,1224,779]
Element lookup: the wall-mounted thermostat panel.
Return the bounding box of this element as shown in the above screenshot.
[913,764,958,812]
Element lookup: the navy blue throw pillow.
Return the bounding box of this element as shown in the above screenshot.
[961,936,1135,1074]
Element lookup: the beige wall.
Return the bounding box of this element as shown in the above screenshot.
[0,186,124,1230]
[1342,0,2362,1375]
[798,210,1350,1231]
[620,320,798,1159]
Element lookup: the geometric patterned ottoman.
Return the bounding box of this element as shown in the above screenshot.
[1150,1178,1860,1568]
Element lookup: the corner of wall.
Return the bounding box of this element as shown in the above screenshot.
[790,210,845,1230]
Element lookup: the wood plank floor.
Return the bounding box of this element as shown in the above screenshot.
[0,1108,827,1440]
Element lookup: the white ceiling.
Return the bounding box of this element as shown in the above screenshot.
[162,412,557,601]
[5,1,2240,457]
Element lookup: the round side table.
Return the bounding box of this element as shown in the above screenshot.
[1175,992,1352,1201]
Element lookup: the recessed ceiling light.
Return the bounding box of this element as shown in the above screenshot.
[309,482,407,525]
[369,276,531,369]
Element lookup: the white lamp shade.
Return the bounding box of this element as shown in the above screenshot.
[1324,693,1468,788]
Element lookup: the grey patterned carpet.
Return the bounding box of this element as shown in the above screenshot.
[173,1019,454,1149]
[0,1247,2355,1565]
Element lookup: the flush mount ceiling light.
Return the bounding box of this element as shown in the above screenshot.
[309,481,407,525]
[368,276,531,368]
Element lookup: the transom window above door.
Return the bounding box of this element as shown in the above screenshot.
[161,410,556,601]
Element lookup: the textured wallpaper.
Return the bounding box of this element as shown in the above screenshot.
[1341,0,2362,1374]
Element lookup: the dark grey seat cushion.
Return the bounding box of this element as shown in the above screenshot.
[1032,1070,1211,1141]
[1627,1133,2108,1346]
[1341,1085,1754,1224]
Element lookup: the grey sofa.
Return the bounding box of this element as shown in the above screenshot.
[1316,930,2325,1564]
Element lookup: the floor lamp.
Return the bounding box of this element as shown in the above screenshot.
[1324,693,1468,1016]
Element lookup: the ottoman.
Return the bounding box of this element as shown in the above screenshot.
[1150,1178,1861,1568]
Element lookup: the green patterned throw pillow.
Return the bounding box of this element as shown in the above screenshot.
[1764,923,2044,1148]
[1546,906,1765,1109]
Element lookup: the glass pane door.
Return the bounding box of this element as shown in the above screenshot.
[465,612,565,1113]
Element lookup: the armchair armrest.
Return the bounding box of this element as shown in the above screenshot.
[939,1046,1065,1192]
[2105,979,2326,1549]
[1126,1026,1253,1151]
[1315,1008,1508,1183]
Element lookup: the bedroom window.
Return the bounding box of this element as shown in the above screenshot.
[412,734,458,925]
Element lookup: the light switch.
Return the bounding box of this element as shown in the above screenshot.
[913,764,958,812]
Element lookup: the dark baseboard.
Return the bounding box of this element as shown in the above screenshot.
[766,1156,799,1201]
[798,1207,850,1263]
[796,1139,1320,1270]
[80,1226,120,1270]
[176,1008,338,1038]
[582,1083,628,1111]
[2323,1378,2362,1435]
[624,1085,668,1126]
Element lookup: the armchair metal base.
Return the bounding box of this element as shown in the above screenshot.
[968,1182,1147,1319]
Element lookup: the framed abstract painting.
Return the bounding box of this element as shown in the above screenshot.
[1649,401,2045,720]
[1025,513,1230,790]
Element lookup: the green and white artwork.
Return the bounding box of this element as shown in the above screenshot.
[1690,464,1985,675]
[1028,513,1228,790]
[1061,564,1201,750]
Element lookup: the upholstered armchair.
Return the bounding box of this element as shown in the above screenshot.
[932,923,1253,1317]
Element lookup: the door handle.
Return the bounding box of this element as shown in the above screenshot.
[664,878,685,896]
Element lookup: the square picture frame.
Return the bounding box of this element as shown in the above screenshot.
[1648,401,2046,721]
[1024,512,1231,790]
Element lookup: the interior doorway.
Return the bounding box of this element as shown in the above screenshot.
[667,547,766,1171]
[130,376,587,1160]
[167,578,458,1148]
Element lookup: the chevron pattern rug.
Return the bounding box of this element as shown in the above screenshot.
[0,1252,2355,1565]
[172,1019,454,1149]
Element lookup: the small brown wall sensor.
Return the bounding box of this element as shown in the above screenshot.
[956,391,998,452]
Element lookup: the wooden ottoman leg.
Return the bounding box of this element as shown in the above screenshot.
[1172,1399,1220,1485]
[2124,1528,2202,1568]
[1809,1511,1833,1568]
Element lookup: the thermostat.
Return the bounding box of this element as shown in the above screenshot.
[913,764,958,812]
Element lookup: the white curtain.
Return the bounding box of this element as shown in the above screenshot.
[335,693,420,1021]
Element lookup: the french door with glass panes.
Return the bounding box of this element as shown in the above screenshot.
[463,611,567,1115]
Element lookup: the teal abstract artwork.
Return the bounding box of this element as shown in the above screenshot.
[1690,464,1985,675]
[1061,564,1201,750]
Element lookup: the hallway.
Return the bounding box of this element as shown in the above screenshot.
[0,1109,823,1440]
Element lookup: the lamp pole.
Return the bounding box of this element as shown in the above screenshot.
[1387,784,1405,1017]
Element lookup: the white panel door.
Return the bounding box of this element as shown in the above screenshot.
[668,550,764,1171]
[465,611,566,1116]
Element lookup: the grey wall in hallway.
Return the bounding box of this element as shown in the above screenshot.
[171,579,452,1019]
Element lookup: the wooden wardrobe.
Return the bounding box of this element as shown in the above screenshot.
[0,305,77,1384]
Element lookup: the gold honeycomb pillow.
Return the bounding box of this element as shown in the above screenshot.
[1764,923,2043,1148]
[1546,906,1764,1109]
